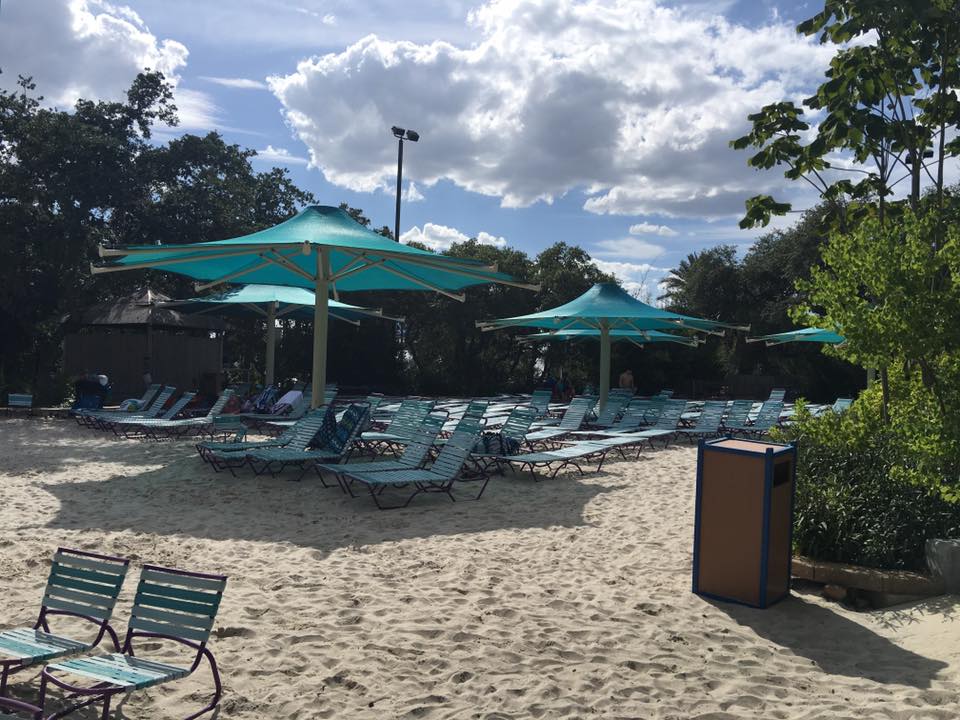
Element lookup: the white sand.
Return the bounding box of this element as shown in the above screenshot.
[1,417,959,719]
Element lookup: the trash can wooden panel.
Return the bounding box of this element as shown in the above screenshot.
[693,437,796,608]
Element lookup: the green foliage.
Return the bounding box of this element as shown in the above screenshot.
[0,71,315,398]
[732,0,960,228]
[657,208,863,398]
[773,386,960,571]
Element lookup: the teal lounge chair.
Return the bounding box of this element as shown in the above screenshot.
[477,441,612,480]
[339,419,484,508]
[674,401,726,442]
[0,549,130,700]
[39,564,227,720]
[721,399,754,432]
[317,412,447,487]
[360,399,435,453]
[87,386,177,431]
[245,403,370,480]
[196,408,330,474]
[108,392,197,438]
[576,399,688,451]
[73,384,159,424]
[524,396,600,447]
[529,389,553,418]
[125,390,237,440]
[737,401,784,437]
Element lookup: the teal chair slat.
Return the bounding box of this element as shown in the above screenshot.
[41,587,113,611]
[431,420,481,477]
[41,598,111,622]
[49,654,187,690]
[0,629,87,662]
[133,606,214,633]
[501,406,538,444]
[135,589,220,618]
[128,618,210,644]
[7,394,32,408]
[139,568,225,592]
[50,564,123,590]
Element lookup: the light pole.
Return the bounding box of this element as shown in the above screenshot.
[391,126,419,242]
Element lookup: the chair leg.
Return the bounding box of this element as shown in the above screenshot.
[184,648,222,720]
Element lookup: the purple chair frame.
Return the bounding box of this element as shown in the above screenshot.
[39,564,227,720]
[0,548,129,699]
[0,695,42,719]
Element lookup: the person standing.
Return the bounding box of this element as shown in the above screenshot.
[619,368,635,390]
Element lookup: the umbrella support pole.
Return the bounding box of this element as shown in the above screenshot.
[265,301,277,386]
[599,322,611,412]
[311,248,331,408]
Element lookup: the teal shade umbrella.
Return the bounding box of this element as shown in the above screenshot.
[479,282,744,409]
[518,328,703,348]
[93,205,536,405]
[746,327,845,346]
[159,284,401,385]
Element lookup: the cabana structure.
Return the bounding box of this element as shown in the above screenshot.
[479,283,744,410]
[62,288,223,399]
[93,205,536,406]
[160,284,400,385]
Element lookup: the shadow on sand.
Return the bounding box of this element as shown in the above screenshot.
[40,452,618,560]
[714,593,950,689]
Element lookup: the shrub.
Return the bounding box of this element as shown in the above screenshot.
[773,389,960,572]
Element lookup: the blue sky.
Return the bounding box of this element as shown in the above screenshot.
[0,0,835,299]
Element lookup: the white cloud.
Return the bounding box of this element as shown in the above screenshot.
[173,87,221,129]
[404,182,425,202]
[629,222,678,237]
[400,223,507,251]
[592,237,666,261]
[591,258,671,303]
[0,0,188,107]
[200,76,268,90]
[268,0,834,218]
[254,145,310,165]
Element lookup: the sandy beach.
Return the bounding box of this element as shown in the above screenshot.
[1,417,959,719]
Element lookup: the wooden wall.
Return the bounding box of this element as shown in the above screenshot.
[63,329,222,400]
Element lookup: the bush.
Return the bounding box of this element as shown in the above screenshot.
[773,390,960,572]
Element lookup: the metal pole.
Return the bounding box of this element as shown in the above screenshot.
[311,249,331,408]
[394,137,404,242]
[265,301,277,386]
[599,321,611,412]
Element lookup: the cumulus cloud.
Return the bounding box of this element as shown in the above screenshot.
[0,0,188,107]
[591,237,666,261]
[400,223,507,251]
[268,0,834,218]
[629,222,678,237]
[591,259,671,303]
[254,145,310,165]
[200,76,269,90]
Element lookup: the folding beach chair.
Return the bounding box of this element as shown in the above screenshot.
[245,402,370,480]
[316,412,447,487]
[39,564,227,720]
[339,419,484,509]
[0,549,129,699]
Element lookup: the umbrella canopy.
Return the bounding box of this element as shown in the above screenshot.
[479,282,743,409]
[159,284,401,385]
[746,327,845,346]
[94,205,536,405]
[518,328,702,348]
